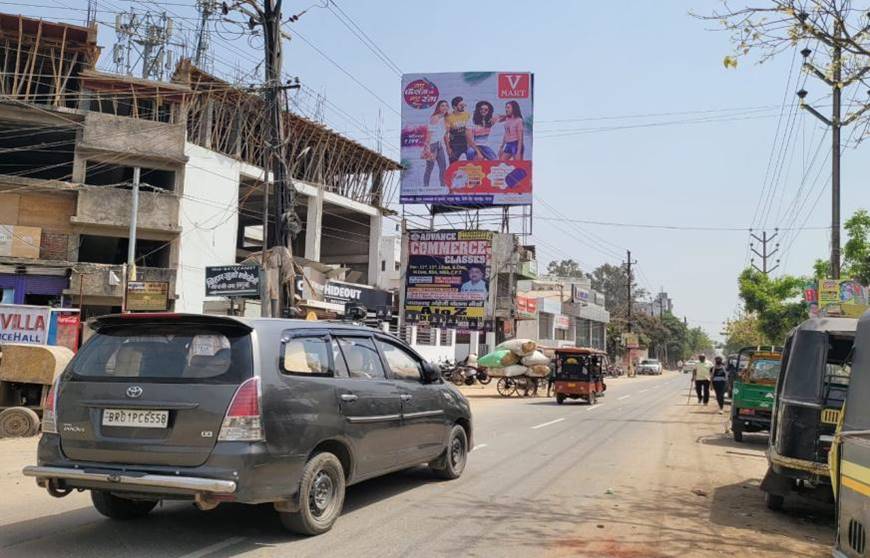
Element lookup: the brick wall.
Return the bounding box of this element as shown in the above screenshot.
[40,231,69,260]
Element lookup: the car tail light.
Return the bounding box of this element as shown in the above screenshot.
[41,378,60,434]
[218,377,263,441]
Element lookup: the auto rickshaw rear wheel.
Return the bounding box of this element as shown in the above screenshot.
[556,393,565,404]
[0,407,40,437]
[731,418,743,442]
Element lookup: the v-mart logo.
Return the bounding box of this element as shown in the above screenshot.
[498,73,530,99]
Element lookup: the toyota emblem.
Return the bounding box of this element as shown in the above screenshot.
[126,385,143,399]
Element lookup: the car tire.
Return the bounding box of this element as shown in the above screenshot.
[91,491,158,520]
[279,452,346,536]
[732,418,743,442]
[764,491,784,511]
[0,407,40,437]
[430,424,468,480]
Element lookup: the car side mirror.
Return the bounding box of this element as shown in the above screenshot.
[422,361,441,383]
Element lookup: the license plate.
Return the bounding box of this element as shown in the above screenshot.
[102,409,169,428]
[739,408,755,416]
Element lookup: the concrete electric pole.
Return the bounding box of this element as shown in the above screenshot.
[796,30,870,279]
[624,250,637,332]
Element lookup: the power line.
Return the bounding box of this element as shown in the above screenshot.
[532,216,829,232]
[326,0,402,76]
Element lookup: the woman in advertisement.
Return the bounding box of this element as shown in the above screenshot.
[465,101,498,161]
[423,99,449,187]
[499,100,525,161]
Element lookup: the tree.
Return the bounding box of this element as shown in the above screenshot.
[723,313,767,353]
[545,259,584,278]
[590,263,646,313]
[812,209,870,281]
[738,268,806,343]
[695,1,870,138]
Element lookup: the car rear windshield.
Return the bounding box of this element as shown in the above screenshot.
[70,324,253,384]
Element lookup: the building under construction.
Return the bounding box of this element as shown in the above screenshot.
[0,14,400,318]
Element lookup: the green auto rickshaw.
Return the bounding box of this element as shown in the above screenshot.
[762,317,857,511]
[731,346,782,443]
[831,311,870,558]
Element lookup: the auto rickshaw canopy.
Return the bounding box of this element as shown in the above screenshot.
[0,342,74,385]
[779,317,856,404]
[843,311,870,431]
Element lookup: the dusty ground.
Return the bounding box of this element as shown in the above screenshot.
[0,372,833,557]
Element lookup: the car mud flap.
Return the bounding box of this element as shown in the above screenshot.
[761,466,793,496]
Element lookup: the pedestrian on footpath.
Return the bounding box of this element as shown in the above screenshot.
[711,356,728,414]
[692,354,712,405]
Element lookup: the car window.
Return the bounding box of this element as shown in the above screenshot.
[71,325,252,384]
[336,336,385,380]
[376,339,422,381]
[282,336,331,376]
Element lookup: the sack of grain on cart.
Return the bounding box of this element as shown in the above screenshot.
[478,340,551,378]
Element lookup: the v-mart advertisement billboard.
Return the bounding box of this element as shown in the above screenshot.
[400,72,533,206]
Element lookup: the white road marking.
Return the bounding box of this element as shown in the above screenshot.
[472,443,488,451]
[639,389,649,394]
[618,395,631,401]
[586,404,603,411]
[179,537,246,558]
[531,418,565,430]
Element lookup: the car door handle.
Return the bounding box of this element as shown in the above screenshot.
[400,394,413,401]
[340,393,359,402]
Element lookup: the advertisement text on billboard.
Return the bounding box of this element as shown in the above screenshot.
[404,230,492,330]
[400,72,533,207]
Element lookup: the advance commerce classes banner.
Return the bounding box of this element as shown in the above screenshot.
[404,230,492,331]
[400,72,533,206]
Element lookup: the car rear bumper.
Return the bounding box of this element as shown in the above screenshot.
[23,465,237,494]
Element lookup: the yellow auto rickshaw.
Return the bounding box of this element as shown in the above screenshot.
[0,342,74,437]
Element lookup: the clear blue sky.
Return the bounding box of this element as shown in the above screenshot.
[16,0,870,339]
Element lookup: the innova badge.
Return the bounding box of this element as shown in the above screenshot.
[126,385,143,399]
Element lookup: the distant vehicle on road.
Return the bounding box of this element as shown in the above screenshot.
[24,314,471,536]
[682,360,697,374]
[637,359,662,375]
[730,346,782,442]
[553,347,607,405]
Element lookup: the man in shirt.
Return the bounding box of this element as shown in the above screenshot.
[460,265,487,294]
[445,96,470,163]
[692,354,712,405]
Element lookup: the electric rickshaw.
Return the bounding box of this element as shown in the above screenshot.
[553,347,607,405]
[831,310,870,558]
[762,317,857,511]
[730,346,782,442]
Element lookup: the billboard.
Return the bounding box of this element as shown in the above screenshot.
[400,72,533,206]
[404,230,492,330]
[323,280,393,312]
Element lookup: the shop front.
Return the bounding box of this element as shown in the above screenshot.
[0,273,68,306]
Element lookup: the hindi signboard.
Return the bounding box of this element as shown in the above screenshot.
[126,281,169,311]
[0,304,50,344]
[516,294,538,320]
[400,72,533,206]
[404,230,492,330]
[205,265,260,297]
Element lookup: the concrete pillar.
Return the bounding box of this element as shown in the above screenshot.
[470,331,480,355]
[304,189,323,261]
[368,212,383,286]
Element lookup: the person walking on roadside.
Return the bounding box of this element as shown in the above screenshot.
[692,354,712,405]
[711,356,728,414]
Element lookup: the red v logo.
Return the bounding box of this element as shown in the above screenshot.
[505,74,523,89]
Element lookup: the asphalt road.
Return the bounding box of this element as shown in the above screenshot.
[0,373,834,558]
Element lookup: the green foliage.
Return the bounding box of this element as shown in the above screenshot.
[590,263,646,313]
[545,259,584,278]
[738,268,805,343]
[843,209,870,284]
[723,313,766,353]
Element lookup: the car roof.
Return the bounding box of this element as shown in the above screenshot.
[89,313,387,337]
[792,317,858,334]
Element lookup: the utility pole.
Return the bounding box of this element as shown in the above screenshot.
[194,0,219,69]
[750,228,780,274]
[624,250,637,332]
[796,28,870,279]
[123,167,141,313]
